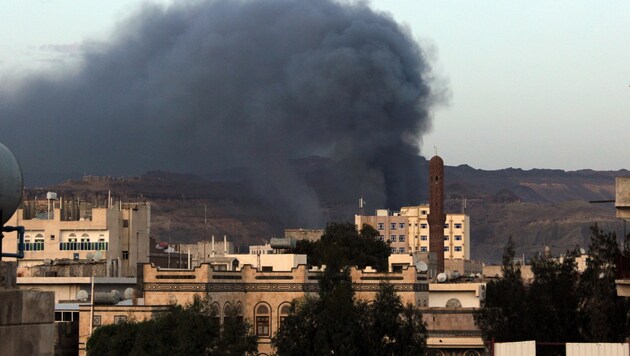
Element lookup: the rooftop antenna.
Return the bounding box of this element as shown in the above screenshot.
[358,197,366,216]
[434,146,438,156]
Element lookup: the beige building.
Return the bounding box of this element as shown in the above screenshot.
[2,201,150,278]
[93,261,429,356]
[355,205,471,259]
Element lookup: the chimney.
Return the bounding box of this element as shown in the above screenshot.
[428,155,446,273]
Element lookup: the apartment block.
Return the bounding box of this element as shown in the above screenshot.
[355,205,470,260]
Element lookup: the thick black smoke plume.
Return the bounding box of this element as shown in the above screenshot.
[0,0,439,227]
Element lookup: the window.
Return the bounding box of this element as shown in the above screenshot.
[255,304,270,336]
[399,235,405,242]
[455,235,462,241]
[399,223,405,229]
[279,304,290,327]
[93,315,101,327]
[444,235,449,241]
[398,247,405,253]
[223,303,232,325]
[390,235,397,242]
[378,235,384,242]
[390,223,396,230]
[377,223,384,230]
[421,210,427,215]
[123,219,129,228]
[444,223,449,228]
[50,234,55,241]
[444,246,449,252]
[122,251,129,260]
[454,223,462,229]
[420,223,428,229]
[421,235,427,241]
[454,246,462,252]
[114,315,127,324]
[420,246,428,252]
[212,303,220,325]
[391,248,397,253]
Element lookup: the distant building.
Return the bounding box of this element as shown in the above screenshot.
[178,237,235,268]
[355,205,471,260]
[2,199,150,278]
[284,228,323,241]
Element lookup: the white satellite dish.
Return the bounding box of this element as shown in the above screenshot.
[123,288,135,300]
[0,143,23,226]
[415,261,428,272]
[437,273,447,283]
[451,271,460,279]
[76,290,89,301]
[579,248,586,255]
[94,251,103,261]
[86,252,95,261]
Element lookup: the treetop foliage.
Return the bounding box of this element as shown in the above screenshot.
[475,224,630,346]
[86,294,257,356]
[290,222,390,271]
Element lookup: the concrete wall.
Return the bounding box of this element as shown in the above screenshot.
[0,261,55,356]
[428,283,485,308]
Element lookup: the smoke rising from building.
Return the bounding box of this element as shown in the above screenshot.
[0,0,441,227]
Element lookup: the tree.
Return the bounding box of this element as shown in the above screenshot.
[525,247,582,352]
[289,222,390,272]
[87,294,257,355]
[577,224,630,341]
[272,279,427,356]
[475,236,528,342]
[367,283,427,355]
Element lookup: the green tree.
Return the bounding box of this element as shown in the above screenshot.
[290,222,390,272]
[577,224,630,341]
[475,236,529,342]
[87,294,257,356]
[526,248,582,346]
[367,283,427,355]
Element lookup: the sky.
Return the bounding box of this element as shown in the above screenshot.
[0,0,628,172]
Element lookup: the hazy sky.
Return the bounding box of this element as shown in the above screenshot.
[0,0,628,171]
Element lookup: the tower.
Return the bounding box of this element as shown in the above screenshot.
[428,155,446,273]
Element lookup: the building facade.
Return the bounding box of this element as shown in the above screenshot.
[355,205,471,259]
[2,201,150,278]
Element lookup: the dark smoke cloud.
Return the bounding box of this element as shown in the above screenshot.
[0,0,440,227]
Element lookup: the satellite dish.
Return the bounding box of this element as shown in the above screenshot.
[94,251,103,261]
[451,271,460,279]
[0,143,23,226]
[415,261,428,272]
[437,273,447,283]
[580,248,586,255]
[86,252,95,261]
[43,259,53,265]
[76,290,89,301]
[123,288,135,300]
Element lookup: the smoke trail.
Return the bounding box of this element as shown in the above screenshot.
[0,0,440,227]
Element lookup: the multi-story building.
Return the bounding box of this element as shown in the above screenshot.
[355,205,470,260]
[2,200,150,278]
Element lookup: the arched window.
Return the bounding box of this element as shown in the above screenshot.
[234,303,243,323]
[223,302,232,324]
[255,304,270,336]
[278,303,291,328]
[211,303,220,326]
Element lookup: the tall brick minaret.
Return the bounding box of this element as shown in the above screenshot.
[428,155,446,273]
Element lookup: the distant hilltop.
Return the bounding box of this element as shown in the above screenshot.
[22,156,628,263]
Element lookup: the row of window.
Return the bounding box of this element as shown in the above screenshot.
[391,246,463,253]
[255,303,291,337]
[377,222,464,230]
[59,242,109,251]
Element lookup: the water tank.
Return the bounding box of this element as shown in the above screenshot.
[0,143,23,225]
[94,290,122,305]
[270,237,296,249]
